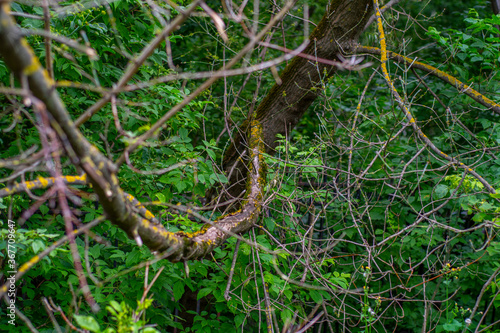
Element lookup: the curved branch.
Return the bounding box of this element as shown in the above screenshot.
[368,0,496,194]
[355,45,500,115]
[222,0,374,200]
[0,1,266,265]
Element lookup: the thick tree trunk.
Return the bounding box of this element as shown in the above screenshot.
[221,0,373,202]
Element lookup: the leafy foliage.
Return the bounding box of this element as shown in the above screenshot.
[1,1,500,332]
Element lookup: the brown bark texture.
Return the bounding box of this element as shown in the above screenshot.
[0,0,373,262]
[222,0,373,201]
[0,2,264,263]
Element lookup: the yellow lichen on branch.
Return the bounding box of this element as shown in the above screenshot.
[371,0,495,194]
[0,174,87,197]
[356,45,500,115]
[0,0,267,272]
[0,115,267,261]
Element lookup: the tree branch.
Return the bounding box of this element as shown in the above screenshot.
[356,45,500,115]
[0,1,266,266]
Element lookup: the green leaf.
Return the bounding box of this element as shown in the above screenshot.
[102,328,117,333]
[10,3,22,12]
[206,149,216,159]
[479,202,493,211]
[125,249,141,266]
[173,281,185,301]
[462,33,472,41]
[259,253,273,262]
[175,181,187,192]
[490,192,500,198]
[109,300,122,312]
[197,287,212,300]
[234,314,245,327]
[433,184,449,199]
[179,128,188,140]
[477,118,492,129]
[470,40,486,48]
[155,193,166,202]
[472,212,486,222]
[280,309,292,322]
[265,217,275,233]
[309,289,323,304]
[142,328,160,333]
[442,319,463,331]
[241,243,251,256]
[196,263,208,277]
[74,315,100,332]
[39,205,49,215]
[217,174,228,183]
[84,211,95,222]
[31,240,45,254]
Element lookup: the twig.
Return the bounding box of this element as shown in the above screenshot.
[224,239,241,301]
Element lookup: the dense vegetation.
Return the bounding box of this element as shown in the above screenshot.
[1,0,500,332]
